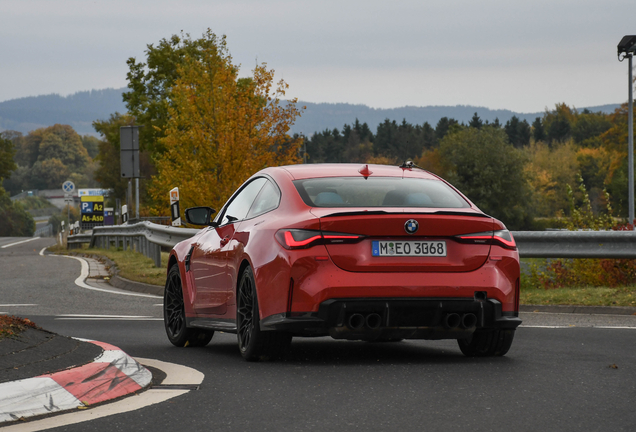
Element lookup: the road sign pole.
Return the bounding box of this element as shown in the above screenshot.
[127,179,132,222]
[136,178,140,220]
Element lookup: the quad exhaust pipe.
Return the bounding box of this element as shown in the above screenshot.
[442,313,477,330]
[366,313,382,330]
[347,313,382,330]
[348,313,365,330]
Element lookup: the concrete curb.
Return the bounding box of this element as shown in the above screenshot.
[0,340,152,424]
[108,274,164,297]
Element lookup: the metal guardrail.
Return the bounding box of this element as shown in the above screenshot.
[33,224,53,237]
[67,221,199,267]
[66,223,636,268]
[512,230,636,259]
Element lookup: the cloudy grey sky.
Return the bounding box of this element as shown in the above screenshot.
[1,0,635,112]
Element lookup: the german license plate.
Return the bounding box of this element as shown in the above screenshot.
[371,240,447,257]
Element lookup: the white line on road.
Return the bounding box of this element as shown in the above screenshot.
[57,314,155,318]
[1,237,41,248]
[1,358,203,432]
[0,304,38,307]
[593,326,636,329]
[49,254,162,299]
[520,325,574,328]
[520,325,636,329]
[55,317,164,321]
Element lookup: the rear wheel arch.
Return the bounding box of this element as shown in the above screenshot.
[168,254,178,273]
[237,258,252,290]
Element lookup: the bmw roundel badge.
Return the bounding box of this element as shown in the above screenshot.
[404,219,419,234]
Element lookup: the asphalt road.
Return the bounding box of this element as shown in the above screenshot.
[2,237,636,431]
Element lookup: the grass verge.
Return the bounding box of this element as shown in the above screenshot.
[48,244,168,286]
[520,285,636,307]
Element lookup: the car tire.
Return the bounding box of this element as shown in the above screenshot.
[457,329,515,357]
[237,265,291,361]
[164,264,213,347]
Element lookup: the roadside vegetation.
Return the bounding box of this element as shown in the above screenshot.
[48,244,169,286]
[520,284,636,307]
[0,315,39,340]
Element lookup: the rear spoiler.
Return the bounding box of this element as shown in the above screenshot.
[319,210,492,219]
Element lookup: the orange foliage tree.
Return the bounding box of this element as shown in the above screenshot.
[148,31,303,214]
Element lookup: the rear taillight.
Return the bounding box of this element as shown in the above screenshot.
[455,230,516,250]
[275,229,365,250]
[493,230,516,249]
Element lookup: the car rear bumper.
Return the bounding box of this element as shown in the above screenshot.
[260,297,521,340]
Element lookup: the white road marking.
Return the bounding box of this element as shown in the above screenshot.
[1,237,41,248]
[57,314,154,318]
[593,326,636,329]
[0,304,38,307]
[1,358,204,432]
[520,325,636,329]
[55,317,163,321]
[520,325,574,328]
[38,247,47,256]
[154,304,163,306]
[49,254,162,299]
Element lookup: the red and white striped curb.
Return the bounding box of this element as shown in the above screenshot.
[0,339,152,423]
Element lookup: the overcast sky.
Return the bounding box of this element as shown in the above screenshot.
[1,0,635,112]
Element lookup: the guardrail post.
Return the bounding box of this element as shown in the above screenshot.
[152,242,161,268]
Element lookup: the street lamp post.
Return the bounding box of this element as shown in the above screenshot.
[618,35,636,228]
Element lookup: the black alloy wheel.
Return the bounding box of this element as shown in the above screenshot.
[237,265,291,361]
[457,329,515,357]
[164,264,213,347]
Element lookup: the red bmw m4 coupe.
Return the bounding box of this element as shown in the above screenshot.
[163,163,521,360]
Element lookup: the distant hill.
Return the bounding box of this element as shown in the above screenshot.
[0,88,127,136]
[0,87,622,137]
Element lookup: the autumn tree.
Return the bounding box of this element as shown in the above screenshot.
[2,125,92,194]
[148,30,303,214]
[124,31,230,155]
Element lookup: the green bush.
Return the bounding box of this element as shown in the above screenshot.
[0,188,34,236]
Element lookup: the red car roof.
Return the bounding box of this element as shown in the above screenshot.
[276,164,439,180]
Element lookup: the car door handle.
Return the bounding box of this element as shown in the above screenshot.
[220,236,230,246]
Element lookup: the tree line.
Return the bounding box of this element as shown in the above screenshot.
[304,103,631,230]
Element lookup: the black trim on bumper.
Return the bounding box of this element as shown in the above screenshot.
[260,298,522,340]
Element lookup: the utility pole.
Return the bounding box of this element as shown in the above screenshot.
[618,36,636,228]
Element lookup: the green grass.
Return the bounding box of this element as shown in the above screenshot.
[49,244,168,286]
[521,285,636,307]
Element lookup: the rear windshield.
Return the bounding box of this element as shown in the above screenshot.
[293,177,470,208]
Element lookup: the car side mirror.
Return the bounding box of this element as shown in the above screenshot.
[185,206,217,226]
